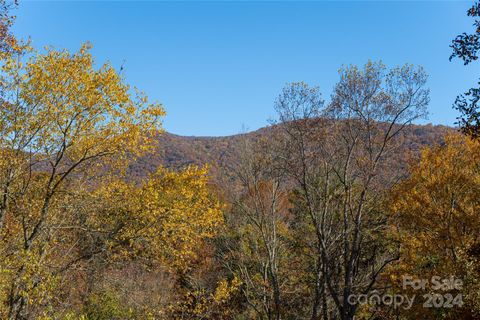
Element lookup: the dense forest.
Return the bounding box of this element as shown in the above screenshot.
[1,1,480,319]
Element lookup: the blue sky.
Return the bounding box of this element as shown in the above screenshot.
[13,1,480,136]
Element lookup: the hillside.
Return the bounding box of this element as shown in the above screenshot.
[127,123,454,182]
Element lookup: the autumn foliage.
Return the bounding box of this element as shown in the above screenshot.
[387,134,480,319]
[1,2,480,320]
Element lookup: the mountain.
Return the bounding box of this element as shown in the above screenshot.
[127,123,454,183]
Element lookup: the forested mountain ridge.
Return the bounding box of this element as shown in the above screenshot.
[128,122,453,181]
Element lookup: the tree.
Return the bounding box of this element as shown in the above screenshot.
[387,134,480,319]
[272,62,429,320]
[73,165,225,319]
[221,136,295,320]
[450,1,480,139]
[0,43,164,319]
[0,0,20,59]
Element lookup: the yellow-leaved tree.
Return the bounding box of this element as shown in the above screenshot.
[387,134,480,319]
[91,165,224,271]
[0,43,164,319]
[57,165,226,319]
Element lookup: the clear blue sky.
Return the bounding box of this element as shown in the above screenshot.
[12,1,480,136]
